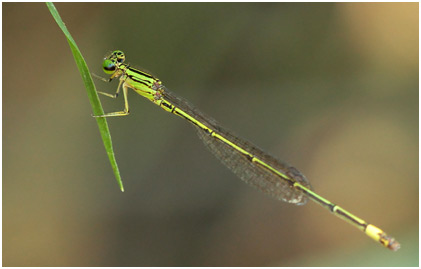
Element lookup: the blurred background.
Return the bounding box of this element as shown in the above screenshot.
[3,2,418,266]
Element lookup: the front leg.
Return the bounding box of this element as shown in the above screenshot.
[93,84,130,117]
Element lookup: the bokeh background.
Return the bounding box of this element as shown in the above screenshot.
[3,2,418,266]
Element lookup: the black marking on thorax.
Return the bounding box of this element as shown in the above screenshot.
[129,75,151,87]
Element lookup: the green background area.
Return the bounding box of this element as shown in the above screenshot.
[3,2,418,266]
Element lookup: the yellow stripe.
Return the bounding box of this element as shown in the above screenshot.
[158,95,400,251]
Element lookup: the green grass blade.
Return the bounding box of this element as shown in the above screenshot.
[46,2,124,192]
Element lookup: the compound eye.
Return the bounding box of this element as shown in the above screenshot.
[102,59,116,74]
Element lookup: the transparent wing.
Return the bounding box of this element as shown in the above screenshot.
[163,88,312,205]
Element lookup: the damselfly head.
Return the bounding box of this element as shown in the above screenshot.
[102,50,126,74]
